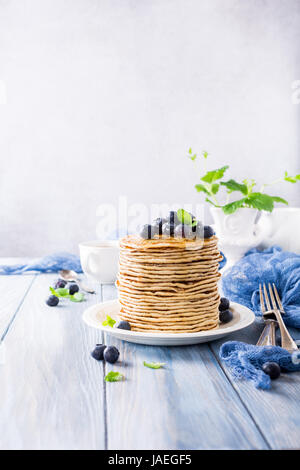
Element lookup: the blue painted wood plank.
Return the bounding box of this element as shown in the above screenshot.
[0,274,106,450]
[211,319,300,450]
[102,284,267,450]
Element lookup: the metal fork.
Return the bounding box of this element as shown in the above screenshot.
[256,284,277,347]
[259,283,298,352]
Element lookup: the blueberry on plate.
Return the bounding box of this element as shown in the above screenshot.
[203,225,215,239]
[103,346,120,364]
[54,279,67,289]
[139,224,153,239]
[219,309,233,324]
[69,284,79,295]
[219,297,230,311]
[91,344,106,361]
[46,295,59,307]
[116,320,131,330]
[262,362,281,380]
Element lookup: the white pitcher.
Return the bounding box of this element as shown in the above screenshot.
[210,207,269,267]
[257,207,300,253]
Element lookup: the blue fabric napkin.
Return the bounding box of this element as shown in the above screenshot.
[219,246,300,389]
[0,253,82,275]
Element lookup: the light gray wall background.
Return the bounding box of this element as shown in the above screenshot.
[1,0,300,256]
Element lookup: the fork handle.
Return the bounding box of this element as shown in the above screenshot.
[273,309,298,352]
[256,320,277,347]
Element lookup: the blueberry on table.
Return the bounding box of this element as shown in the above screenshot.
[54,279,67,289]
[116,320,131,330]
[69,284,79,295]
[91,344,106,361]
[219,297,230,311]
[139,224,154,239]
[46,295,59,307]
[219,309,233,324]
[203,225,215,239]
[262,362,281,380]
[103,346,120,364]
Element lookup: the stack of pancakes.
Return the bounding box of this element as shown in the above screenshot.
[116,235,222,333]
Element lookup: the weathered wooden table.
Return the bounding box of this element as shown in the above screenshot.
[1,262,300,450]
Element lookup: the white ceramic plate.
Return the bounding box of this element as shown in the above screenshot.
[82,300,255,346]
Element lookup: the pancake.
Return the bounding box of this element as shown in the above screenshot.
[117,234,222,333]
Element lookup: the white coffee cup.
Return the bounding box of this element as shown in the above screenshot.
[79,240,119,284]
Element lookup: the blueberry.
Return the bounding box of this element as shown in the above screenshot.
[116,320,131,330]
[193,221,204,238]
[219,309,233,324]
[54,279,67,289]
[203,225,214,239]
[153,218,167,236]
[168,211,179,226]
[91,344,106,361]
[69,284,79,295]
[174,224,194,239]
[219,297,230,311]
[262,362,281,380]
[103,346,120,364]
[162,222,175,237]
[46,295,59,307]
[139,224,155,239]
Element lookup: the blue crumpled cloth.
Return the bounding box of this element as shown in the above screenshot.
[219,246,300,389]
[0,253,82,275]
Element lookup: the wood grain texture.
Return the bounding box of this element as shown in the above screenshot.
[211,320,300,450]
[102,284,267,450]
[0,274,105,450]
[0,274,35,340]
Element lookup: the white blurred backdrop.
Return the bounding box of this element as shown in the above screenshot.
[0,0,300,256]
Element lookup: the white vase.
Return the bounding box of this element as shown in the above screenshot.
[210,207,268,268]
[257,207,300,253]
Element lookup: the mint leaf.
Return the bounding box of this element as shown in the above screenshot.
[49,287,69,297]
[202,151,208,159]
[201,165,229,184]
[69,292,84,302]
[102,315,116,327]
[105,371,124,382]
[143,361,165,369]
[211,183,220,194]
[188,148,197,160]
[177,209,193,225]
[49,287,57,296]
[220,179,247,195]
[222,198,247,214]
[195,184,210,195]
[284,172,300,183]
[55,288,69,297]
[246,193,274,212]
[271,196,288,205]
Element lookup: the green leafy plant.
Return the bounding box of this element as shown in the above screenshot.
[188,148,300,214]
[102,315,116,327]
[104,371,124,382]
[49,287,85,303]
[143,361,165,369]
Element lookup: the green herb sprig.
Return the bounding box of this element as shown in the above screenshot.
[188,148,299,214]
[105,371,124,382]
[49,287,85,303]
[143,361,166,369]
[102,315,116,327]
